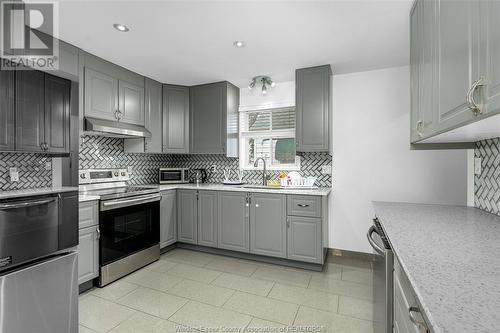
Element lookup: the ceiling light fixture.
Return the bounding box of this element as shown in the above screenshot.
[248,76,275,95]
[233,40,246,48]
[113,24,130,32]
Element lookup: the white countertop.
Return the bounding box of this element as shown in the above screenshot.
[373,201,500,333]
[0,186,79,200]
[153,183,332,196]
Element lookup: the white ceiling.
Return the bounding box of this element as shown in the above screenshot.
[56,0,412,86]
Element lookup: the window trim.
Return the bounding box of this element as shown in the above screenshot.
[239,108,301,171]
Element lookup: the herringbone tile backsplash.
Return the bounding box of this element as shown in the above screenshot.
[0,153,52,191]
[80,135,332,187]
[475,138,500,215]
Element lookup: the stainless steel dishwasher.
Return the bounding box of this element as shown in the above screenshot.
[367,217,394,333]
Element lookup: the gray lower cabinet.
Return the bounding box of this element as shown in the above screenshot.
[177,189,198,244]
[77,226,99,285]
[160,190,177,248]
[78,200,99,285]
[393,258,430,333]
[218,191,249,253]
[295,65,331,152]
[287,216,322,264]
[0,65,14,151]
[249,193,287,258]
[198,190,218,248]
[163,85,190,153]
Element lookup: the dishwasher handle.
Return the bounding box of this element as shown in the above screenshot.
[367,225,385,255]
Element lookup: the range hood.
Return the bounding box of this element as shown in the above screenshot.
[84,117,151,138]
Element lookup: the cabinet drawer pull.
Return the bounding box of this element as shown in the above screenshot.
[297,204,310,208]
[416,120,423,137]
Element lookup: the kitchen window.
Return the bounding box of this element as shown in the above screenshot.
[239,107,300,170]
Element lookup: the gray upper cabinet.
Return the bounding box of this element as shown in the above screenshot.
[295,65,331,152]
[249,193,287,258]
[144,78,163,153]
[434,0,480,131]
[84,68,118,121]
[163,85,189,153]
[177,189,198,244]
[0,66,14,151]
[15,70,45,152]
[218,191,249,253]
[83,53,145,126]
[482,1,500,116]
[118,80,144,126]
[160,190,177,248]
[198,190,218,248]
[190,81,239,156]
[44,74,71,153]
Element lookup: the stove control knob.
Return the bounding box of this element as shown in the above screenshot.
[80,173,86,179]
[121,172,126,177]
[113,171,119,177]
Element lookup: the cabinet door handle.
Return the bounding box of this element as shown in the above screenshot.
[409,306,427,330]
[255,204,259,208]
[416,120,423,138]
[286,217,290,228]
[467,77,485,116]
[297,204,310,208]
[96,228,101,240]
[40,142,45,151]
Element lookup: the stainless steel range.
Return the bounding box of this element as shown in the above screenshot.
[79,169,160,287]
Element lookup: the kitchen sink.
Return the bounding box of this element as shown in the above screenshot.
[237,185,284,190]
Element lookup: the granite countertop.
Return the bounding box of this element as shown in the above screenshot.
[154,183,332,196]
[79,194,100,202]
[0,186,79,200]
[373,201,500,333]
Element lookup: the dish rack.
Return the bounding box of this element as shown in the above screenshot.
[279,176,318,188]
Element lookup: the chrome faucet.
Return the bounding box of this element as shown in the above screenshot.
[254,157,267,186]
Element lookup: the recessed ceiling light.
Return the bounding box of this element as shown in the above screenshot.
[233,40,245,48]
[113,24,130,32]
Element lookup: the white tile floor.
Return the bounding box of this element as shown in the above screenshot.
[79,249,377,333]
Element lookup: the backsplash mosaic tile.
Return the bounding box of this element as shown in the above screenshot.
[80,135,332,187]
[0,153,52,191]
[475,138,500,215]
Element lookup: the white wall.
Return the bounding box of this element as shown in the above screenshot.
[331,66,468,253]
[239,81,295,111]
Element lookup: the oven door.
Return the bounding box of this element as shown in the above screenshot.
[99,194,160,266]
[0,195,59,271]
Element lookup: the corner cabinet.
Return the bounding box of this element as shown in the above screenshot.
[163,85,190,153]
[295,65,332,152]
[190,81,239,156]
[410,0,500,145]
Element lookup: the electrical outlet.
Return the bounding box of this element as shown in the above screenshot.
[321,165,332,175]
[474,157,482,175]
[45,162,52,171]
[9,168,19,182]
[211,165,217,173]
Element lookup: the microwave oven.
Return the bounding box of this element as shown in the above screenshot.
[159,168,190,184]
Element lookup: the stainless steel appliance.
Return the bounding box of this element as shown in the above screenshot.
[367,217,394,333]
[0,192,79,333]
[79,169,161,287]
[159,168,189,184]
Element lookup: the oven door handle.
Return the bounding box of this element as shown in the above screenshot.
[367,225,385,255]
[0,198,56,210]
[101,194,161,211]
